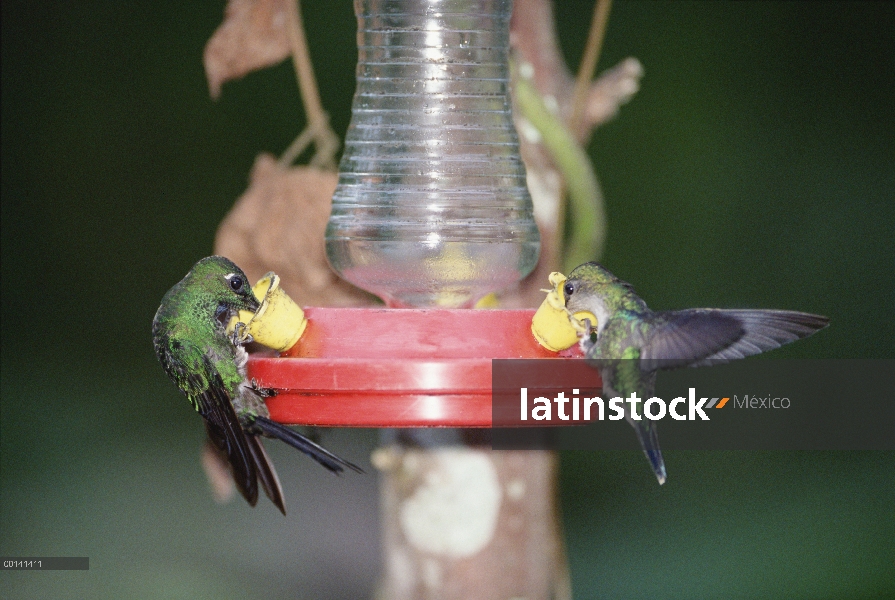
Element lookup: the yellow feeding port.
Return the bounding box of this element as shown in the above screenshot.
[531,272,597,352]
[227,272,307,352]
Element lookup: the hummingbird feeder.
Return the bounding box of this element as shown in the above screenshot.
[242,0,593,428]
[238,1,593,596]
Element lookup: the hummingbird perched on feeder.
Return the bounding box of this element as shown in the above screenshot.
[562,262,829,485]
[152,256,362,515]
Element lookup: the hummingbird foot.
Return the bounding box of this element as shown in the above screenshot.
[249,378,278,399]
[230,321,254,346]
[576,317,598,353]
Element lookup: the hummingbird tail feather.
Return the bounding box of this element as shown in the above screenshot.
[252,416,364,475]
[646,448,667,486]
[633,422,667,485]
[245,435,287,515]
[203,420,259,507]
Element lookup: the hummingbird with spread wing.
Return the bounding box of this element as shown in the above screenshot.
[562,262,829,484]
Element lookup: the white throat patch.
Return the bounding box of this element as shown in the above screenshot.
[589,297,611,337]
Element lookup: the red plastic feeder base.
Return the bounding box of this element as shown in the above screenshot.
[247,307,582,427]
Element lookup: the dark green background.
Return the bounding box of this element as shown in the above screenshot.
[2,1,893,598]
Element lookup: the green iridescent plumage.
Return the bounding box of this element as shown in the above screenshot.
[564,262,829,484]
[152,256,361,515]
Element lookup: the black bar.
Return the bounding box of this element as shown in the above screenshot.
[492,359,895,451]
[2,557,89,570]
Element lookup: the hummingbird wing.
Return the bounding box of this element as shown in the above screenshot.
[637,309,745,370]
[639,309,829,370]
[201,407,259,507]
[243,433,287,515]
[688,309,829,366]
[157,335,261,507]
[195,369,291,514]
[195,377,258,506]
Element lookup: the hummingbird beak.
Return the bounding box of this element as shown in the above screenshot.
[246,295,261,313]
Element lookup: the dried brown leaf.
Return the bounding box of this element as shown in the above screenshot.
[214,154,379,307]
[584,57,643,129]
[201,440,236,504]
[204,0,292,99]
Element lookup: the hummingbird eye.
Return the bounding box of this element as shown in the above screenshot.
[228,275,244,292]
[563,281,575,300]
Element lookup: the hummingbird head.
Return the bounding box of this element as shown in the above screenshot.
[185,256,261,321]
[562,262,636,333]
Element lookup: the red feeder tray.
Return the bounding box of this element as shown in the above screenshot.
[248,307,583,427]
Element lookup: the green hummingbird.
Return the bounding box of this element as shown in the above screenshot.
[152,256,361,515]
[562,262,829,484]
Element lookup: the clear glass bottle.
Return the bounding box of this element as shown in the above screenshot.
[326,0,540,308]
